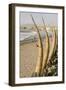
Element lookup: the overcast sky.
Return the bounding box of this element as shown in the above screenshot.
[19,12,58,27]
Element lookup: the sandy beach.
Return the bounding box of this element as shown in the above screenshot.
[20,38,53,78]
[20,41,39,77]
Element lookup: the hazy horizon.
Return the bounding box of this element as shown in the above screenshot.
[19,12,58,27]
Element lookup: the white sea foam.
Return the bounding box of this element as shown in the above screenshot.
[19,29,53,42]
